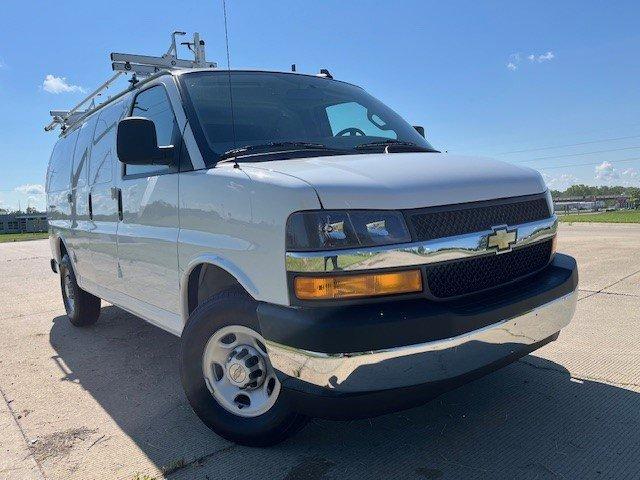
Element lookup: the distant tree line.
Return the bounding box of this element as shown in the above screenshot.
[551,185,640,207]
[0,206,44,215]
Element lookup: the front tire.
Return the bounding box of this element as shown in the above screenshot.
[180,288,307,446]
[59,254,101,327]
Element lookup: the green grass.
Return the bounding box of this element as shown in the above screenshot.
[0,232,48,243]
[558,210,640,223]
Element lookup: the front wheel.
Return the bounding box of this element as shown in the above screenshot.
[59,254,101,327]
[180,288,307,447]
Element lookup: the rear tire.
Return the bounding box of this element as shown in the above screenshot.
[59,254,101,327]
[180,287,308,446]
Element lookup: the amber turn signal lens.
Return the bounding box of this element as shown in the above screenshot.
[294,270,422,300]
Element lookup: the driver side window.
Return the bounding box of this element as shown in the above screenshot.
[125,85,180,177]
[325,102,397,139]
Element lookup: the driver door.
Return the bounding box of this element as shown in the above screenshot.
[116,84,182,319]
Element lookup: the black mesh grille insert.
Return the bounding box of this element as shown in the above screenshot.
[425,240,553,298]
[407,196,550,242]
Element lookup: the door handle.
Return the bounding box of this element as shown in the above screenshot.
[88,192,93,220]
[110,187,123,221]
[67,192,73,203]
[116,188,123,221]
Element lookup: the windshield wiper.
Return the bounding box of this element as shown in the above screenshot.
[218,142,338,162]
[355,140,438,152]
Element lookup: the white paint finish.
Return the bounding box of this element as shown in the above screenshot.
[81,278,182,335]
[244,152,546,209]
[178,164,322,317]
[65,118,98,281]
[117,174,180,314]
[113,77,184,319]
[181,122,206,170]
[84,95,132,291]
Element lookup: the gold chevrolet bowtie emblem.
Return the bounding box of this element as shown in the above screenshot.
[487,228,517,252]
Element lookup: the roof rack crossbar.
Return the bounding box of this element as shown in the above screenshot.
[45,72,122,132]
[45,31,216,132]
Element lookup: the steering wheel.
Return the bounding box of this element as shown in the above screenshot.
[335,127,366,137]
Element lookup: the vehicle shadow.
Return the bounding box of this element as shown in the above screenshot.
[50,306,640,480]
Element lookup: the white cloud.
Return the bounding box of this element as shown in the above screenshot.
[591,162,640,186]
[595,161,619,181]
[539,51,555,62]
[506,51,554,70]
[15,183,45,195]
[541,172,579,190]
[42,74,85,94]
[528,51,555,63]
[507,53,521,70]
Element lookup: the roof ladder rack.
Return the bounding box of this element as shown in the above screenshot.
[45,31,216,132]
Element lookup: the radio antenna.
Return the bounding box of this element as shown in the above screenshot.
[222,0,239,167]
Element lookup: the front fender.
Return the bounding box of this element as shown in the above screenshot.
[180,253,259,325]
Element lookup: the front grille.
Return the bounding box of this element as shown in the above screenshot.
[425,240,553,298]
[406,195,550,242]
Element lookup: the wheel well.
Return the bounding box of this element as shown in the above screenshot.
[58,238,68,259]
[187,263,245,316]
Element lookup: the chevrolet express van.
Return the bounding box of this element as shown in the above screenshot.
[46,69,578,446]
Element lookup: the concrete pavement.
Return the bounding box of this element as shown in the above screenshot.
[0,223,638,480]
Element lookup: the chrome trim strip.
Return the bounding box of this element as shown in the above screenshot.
[265,290,577,392]
[286,215,558,273]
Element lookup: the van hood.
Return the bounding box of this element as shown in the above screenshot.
[243,152,546,210]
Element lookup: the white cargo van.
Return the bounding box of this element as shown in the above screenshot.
[45,34,578,446]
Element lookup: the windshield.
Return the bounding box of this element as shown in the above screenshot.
[179,71,435,166]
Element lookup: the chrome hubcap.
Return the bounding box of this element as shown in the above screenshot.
[202,325,280,417]
[225,345,267,388]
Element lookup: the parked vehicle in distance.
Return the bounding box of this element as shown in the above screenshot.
[46,35,578,446]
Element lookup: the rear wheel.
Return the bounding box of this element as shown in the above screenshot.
[59,254,101,327]
[180,288,307,446]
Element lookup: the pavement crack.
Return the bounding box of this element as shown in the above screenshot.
[578,289,639,298]
[0,385,47,479]
[578,268,640,301]
[162,444,237,477]
[519,359,566,375]
[3,309,62,321]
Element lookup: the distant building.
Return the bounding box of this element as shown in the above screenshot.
[554,200,606,212]
[0,213,48,234]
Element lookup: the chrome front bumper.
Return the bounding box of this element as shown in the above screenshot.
[265,290,577,393]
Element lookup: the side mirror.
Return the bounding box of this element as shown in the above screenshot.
[116,117,174,165]
[413,125,425,138]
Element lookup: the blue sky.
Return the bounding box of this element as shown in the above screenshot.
[1,0,639,210]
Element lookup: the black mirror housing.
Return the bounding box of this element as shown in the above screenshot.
[117,117,174,166]
[413,125,425,138]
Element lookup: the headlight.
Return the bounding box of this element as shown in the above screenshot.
[286,210,411,251]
